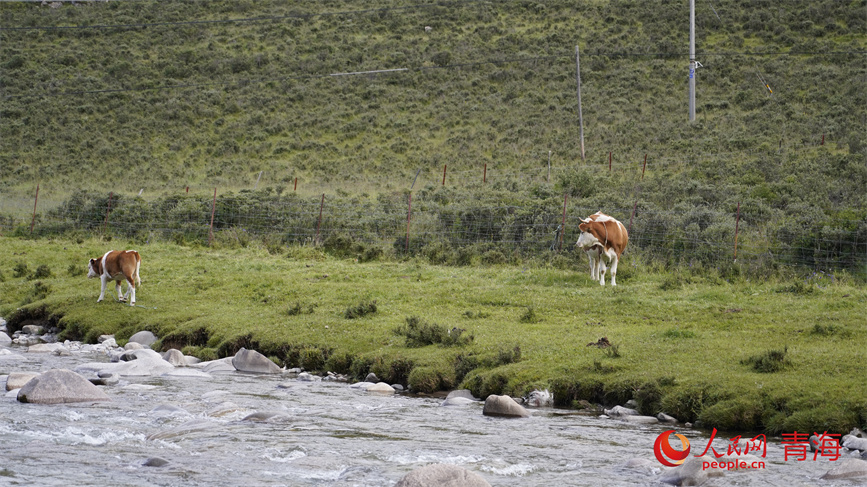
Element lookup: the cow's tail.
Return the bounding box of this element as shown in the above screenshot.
[134,256,142,287]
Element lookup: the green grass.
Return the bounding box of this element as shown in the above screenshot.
[1,235,864,436]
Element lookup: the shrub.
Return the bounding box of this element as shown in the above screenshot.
[13,262,28,278]
[344,299,377,319]
[324,351,354,374]
[408,365,455,393]
[31,264,53,279]
[741,347,790,373]
[519,306,541,323]
[67,263,85,277]
[394,316,472,347]
[299,346,326,371]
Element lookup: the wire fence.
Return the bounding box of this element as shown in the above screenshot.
[2,186,864,273]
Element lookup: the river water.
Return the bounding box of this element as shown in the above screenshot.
[0,343,859,487]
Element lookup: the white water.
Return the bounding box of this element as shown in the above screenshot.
[0,345,858,486]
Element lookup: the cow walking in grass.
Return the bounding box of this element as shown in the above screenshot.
[87,250,141,306]
[576,212,628,286]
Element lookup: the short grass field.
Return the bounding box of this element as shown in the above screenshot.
[1,236,864,436]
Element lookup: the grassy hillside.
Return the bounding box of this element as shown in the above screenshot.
[1,236,865,435]
[1,0,865,199]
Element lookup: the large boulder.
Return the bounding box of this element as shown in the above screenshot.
[820,458,867,480]
[17,369,111,404]
[128,330,157,347]
[231,348,282,374]
[660,455,724,486]
[366,382,395,394]
[482,394,530,418]
[0,332,11,345]
[395,464,491,487]
[162,349,186,366]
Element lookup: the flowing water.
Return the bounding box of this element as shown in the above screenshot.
[0,344,859,486]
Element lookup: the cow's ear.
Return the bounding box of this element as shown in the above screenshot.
[579,217,590,223]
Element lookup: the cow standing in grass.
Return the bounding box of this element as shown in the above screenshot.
[87,250,141,306]
[576,212,628,286]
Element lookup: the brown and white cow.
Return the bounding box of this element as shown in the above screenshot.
[576,212,628,286]
[87,250,142,306]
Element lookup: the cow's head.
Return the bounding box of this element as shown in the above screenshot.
[576,219,600,250]
[87,258,99,279]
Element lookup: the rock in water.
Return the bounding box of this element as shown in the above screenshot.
[820,458,867,480]
[482,394,530,418]
[17,369,110,404]
[395,463,491,487]
[128,330,157,347]
[232,347,282,374]
[162,348,186,366]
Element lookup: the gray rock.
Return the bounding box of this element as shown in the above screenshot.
[482,394,530,418]
[349,381,375,389]
[658,413,679,423]
[442,396,479,407]
[124,342,143,351]
[392,383,404,391]
[184,356,201,366]
[660,455,717,486]
[0,349,25,361]
[296,372,321,381]
[162,349,186,366]
[395,463,491,487]
[843,436,867,452]
[90,372,120,386]
[365,372,379,383]
[604,405,639,416]
[97,334,115,343]
[820,458,867,480]
[143,457,170,467]
[22,324,44,335]
[197,357,236,373]
[128,331,157,347]
[231,348,282,374]
[17,369,111,404]
[7,372,39,390]
[0,317,6,330]
[621,415,659,424]
[0,332,11,345]
[442,389,481,406]
[27,343,68,354]
[163,369,211,378]
[76,349,175,377]
[366,382,395,394]
[445,389,478,401]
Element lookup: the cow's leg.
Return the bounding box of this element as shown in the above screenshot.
[97,276,108,302]
[587,254,597,280]
[125,276,136,306]
[610,254,620,286]
[116,280,126,301]
[598,261,607,286]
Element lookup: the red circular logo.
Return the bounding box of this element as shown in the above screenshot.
[654,430,691,466]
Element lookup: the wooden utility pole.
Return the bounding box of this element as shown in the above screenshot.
[688,0,696,122]
[575,45,586,160]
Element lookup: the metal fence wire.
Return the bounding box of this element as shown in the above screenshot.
[3,188,864,272]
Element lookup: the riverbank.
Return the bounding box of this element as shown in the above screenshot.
[1,236,864,435]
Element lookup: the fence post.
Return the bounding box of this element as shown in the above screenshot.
[30,183,39,236]
[641,154,647,180]
[442,164,447,186]
[559,194,568,251]
[483,163,487,183]
[821,134,824,145]
[208,188,217,246]
[734,201,741,262]
[294,177,298,191]
[103,191,113,235]
[405,193,412,253]
[609,151,612,172]
[186,186,189,193]
[548,151,552,183]
[316,193,325,244]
